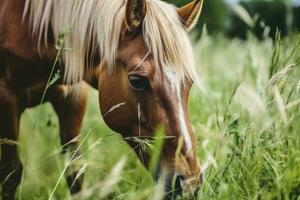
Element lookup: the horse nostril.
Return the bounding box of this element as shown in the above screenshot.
[200,171,204,183]
[193,186,200,198]
[174,174,185,196]
[193,172,203,198]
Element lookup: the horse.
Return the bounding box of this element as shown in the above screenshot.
[0,0,204,199]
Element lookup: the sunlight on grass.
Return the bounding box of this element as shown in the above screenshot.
[17,33,300,199]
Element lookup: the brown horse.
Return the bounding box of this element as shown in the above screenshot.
[0,0,204,199]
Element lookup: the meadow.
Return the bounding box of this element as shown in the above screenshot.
[16,32,300,199]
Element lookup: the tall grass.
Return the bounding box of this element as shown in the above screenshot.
[16,33,300,200]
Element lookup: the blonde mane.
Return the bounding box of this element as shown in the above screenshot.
[23,0,200,86]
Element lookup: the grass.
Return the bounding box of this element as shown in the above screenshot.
[15,33,300,200]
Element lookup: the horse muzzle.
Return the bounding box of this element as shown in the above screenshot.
[163,172,203,200]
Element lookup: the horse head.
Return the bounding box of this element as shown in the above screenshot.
[98,0,204,198]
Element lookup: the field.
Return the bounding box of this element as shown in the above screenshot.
[16,33,300,199]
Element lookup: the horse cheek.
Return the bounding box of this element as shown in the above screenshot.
[98,68,136,134]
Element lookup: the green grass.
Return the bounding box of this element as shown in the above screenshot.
[15,33,300,200]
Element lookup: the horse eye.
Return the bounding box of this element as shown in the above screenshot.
[128,75,151,91]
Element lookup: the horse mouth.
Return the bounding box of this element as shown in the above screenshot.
[162,173,201,200]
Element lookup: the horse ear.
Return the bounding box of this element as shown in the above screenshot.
[125,0,147,32]
[177,0,204,31]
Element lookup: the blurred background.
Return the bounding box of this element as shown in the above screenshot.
[166,0,300,39]
[16,1,300,199]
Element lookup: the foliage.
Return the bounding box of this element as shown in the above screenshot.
[166,0,300,38]
[164,0,231,34]
[16,33,300,199]
[228,1,293,39]
[293,6,300,31]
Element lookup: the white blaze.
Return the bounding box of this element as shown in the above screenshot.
[164,68,193,153]
[178,101,193,153]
